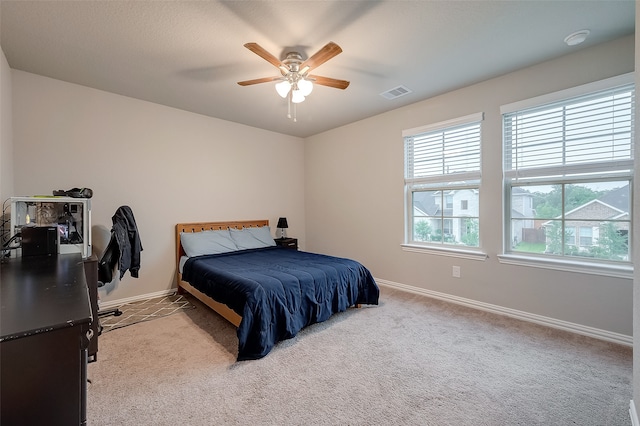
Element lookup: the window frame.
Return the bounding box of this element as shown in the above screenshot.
[499,73,634,277]
[402,112,487,260]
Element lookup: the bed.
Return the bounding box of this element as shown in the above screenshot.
[175,220,379,360]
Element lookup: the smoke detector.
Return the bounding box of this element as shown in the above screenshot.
[564,30,590,46]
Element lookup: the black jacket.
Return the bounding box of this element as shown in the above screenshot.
[98,206,142,283]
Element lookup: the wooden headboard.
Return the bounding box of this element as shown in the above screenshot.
[175,219,269,266]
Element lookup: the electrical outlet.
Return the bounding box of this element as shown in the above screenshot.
[452,265,461,278]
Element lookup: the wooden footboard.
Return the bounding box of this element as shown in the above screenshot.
[175,220,269,328]
[177,278,242,327]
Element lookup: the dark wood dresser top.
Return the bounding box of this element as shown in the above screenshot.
[1,253,92,342]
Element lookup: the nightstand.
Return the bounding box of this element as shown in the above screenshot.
[275,237,298,250]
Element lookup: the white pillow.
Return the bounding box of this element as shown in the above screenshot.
[229,227,275,250]
[180,229,238,257]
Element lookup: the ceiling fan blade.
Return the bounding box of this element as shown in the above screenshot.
[237,76,280,86]
[309,75,350,90]
[244,43,288,73]
[299,42,342,74]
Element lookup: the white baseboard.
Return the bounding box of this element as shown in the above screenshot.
[376,278,633,347]
[98,289,176,310]
[631,400,639,426]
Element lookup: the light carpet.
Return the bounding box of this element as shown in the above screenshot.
[87,287,631,425]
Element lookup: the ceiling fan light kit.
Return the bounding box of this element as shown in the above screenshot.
[238,42,349,122]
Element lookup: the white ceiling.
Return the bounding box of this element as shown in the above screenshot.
[0,1,635,138]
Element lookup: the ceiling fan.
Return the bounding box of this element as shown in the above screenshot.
[238,42,350,121]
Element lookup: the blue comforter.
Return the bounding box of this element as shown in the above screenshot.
[182,246,379,360]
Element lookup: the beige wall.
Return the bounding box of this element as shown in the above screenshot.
[11,70,305,304]
[633,4,639,420]
[1,47,13,210]
[305,36,635,337]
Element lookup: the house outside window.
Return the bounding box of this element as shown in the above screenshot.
[501,74,634,268]
[404,112,483,249]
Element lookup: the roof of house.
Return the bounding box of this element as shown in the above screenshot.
[596,185,630,212]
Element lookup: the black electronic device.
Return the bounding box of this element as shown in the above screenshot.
[53,188,93,198]
[21,226,58,257]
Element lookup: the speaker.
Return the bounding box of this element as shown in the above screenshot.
[21,226,59,257]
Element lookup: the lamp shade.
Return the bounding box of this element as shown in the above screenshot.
[277,217,288,229]
[298,78,313,96]
[275,80,291,98]
[291,89,305,104]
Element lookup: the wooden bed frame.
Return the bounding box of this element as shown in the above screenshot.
[175,219,269,328]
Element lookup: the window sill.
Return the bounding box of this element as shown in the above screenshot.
[497,254,633,279]
[401,244,488,261]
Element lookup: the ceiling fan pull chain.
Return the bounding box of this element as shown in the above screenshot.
[288,90,297,122]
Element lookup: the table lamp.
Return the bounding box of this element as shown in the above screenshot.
[276,217,288,239]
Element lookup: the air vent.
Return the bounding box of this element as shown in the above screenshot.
[380,85,412,100]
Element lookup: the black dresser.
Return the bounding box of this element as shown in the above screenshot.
[0,253,93,425]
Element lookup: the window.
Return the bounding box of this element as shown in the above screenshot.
[579,227,592,247]
[502,74,634,266]
[445,195,453,209]
[404,112,483,249]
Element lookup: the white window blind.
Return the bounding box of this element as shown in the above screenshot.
[405,112,483,186]
[503,83,634,182]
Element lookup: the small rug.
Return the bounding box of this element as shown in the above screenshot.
[99,293,196,333]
